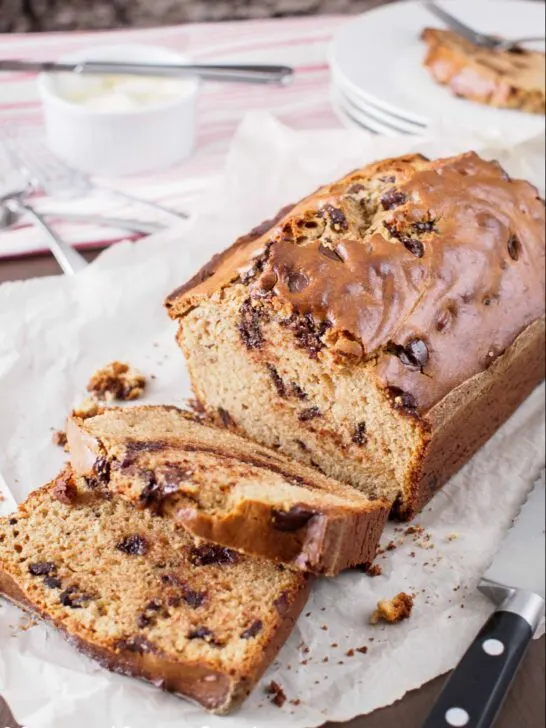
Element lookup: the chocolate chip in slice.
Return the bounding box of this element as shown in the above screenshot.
[189,544,240,567]
[352,422,368,446]
[43,576,62,590]
[380,189,408,211]
[28,562,57,577]
[386,387,418,413]
[271,505,316,532]
[116,534,150,556]
[298,406,321,422]
[240,619,263,639]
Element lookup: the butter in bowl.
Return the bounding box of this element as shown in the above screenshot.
[38,44,200,176]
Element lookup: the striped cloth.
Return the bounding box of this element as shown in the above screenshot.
[0,17,347,258]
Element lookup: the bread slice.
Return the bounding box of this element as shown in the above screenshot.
[422,27,546,114]
[0,470,309,714]
[165,152,545,520]
[66,406,389,576]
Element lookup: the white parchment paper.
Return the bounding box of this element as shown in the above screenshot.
[0,114,544,728]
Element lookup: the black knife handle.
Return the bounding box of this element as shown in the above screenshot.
[422,609,534,728]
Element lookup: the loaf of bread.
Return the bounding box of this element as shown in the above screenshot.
[166,152,545,519]
[422,27,546,114]
[66,405,389,575]
[0,470,309,714]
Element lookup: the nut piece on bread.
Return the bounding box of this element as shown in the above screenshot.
[370,592,414,625]
[421,27,546,113]
[66,405,390,576]
[165,152,545,520]
[0,470,309,714]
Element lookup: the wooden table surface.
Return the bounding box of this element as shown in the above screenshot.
[0,252,544,728]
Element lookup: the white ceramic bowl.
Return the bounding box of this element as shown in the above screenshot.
[38,44,199,177]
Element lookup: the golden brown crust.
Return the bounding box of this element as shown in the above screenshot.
[166,152,545,413]
[0,477,310,714]
[67,408,390,575]
[422,28,546,113]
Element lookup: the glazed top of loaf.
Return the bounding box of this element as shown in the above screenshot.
[166,152,545,413]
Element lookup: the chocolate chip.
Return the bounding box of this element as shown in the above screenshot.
[386,387,418,413]
[238,298,266,349]
[378,175,396,184]
[318,243,343,262]
[266,364,287,397]
[507,234,520,261]
[380,189,408,210]
[59,586,92,609]
[412,218,437,234]
[266,680,287,708]
[273,591,290,615]
[348,182,367,194]
[258,270,278,291]
[116,534,149,556]
[352,422,368,446]
[147,600,161,611]
[218,407,236,429]
[8,518,17,525]
[189,544,240,567]
[298,406,321,422]
[137,613,153,629]
[93,457,111,484]
[83,476,101,490]
[187,627,214,641]
[322,204,348,232]
[182,588,207,609]
[28,562,57,576]
[290,382,308,400]
[284,313,330,359]
[385,338,429,372]
[286,270,309,293]
[240,619,263,639]
[43,576,62,589]
[271,505,316,532]
[52,475,77,505]
[402,238,425,258]
[116,636,156,654]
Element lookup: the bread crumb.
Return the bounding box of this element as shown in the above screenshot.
[71,397,105,420]
[447,532,460,541]
[87,361,146,402]
[346,649,355,657]
[366,563,383,577]
[371,592,414,625]
[290,699,301,707]
[386,541,397,551]
[266,681,286,708]
[356,645,369,654]
[52,430,68,450]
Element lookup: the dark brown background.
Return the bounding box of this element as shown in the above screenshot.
[0,253,544,727]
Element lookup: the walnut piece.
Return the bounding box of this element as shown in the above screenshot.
[87,362,146,402]
[71,397,105,420]
[370,592,414,625]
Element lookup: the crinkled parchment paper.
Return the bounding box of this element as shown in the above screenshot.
[0,114,544,728]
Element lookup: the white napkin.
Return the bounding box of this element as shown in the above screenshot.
[0,113,544,728]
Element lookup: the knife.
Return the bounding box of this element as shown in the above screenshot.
[422,2,499,49]
[0,60,294,86]
[423,477,545,728]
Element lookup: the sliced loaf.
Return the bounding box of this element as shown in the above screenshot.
[66,405,389,576]
[0,469,309,714]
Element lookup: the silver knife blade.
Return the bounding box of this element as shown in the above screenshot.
[481,475,545,598]
[423,2,497,48]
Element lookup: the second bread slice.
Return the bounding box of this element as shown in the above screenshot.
[67,405,389,575]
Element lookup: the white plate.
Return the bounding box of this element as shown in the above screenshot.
[331,0,546,140]
[332,68,426,134]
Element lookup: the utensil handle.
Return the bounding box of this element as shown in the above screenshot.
[21,203,88,275]
[422,601,541,728]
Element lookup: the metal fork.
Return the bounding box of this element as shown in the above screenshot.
[424,2,546,51]
[3,134,189,224]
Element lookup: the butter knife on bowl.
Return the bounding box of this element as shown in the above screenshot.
[422,477,545,728]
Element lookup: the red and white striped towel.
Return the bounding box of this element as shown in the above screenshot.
[0,17,346,258]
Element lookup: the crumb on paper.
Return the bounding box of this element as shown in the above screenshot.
[346,648,355,657]
[370,592,414,625]
[447,532,460,541]
[366,563,383,577]
[266,681,286,708]
[356,645,369,654]
[290,699,301,707]
[71,397,105,420]
[52,430,68,450]
[87,361,146,402]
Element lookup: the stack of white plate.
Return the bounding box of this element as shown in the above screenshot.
[330,0,545,139]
